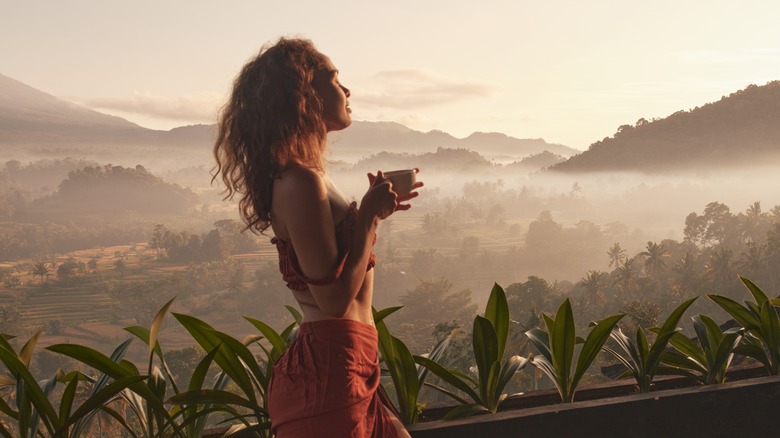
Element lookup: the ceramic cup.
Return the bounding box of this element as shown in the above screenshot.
[383,169,417,198]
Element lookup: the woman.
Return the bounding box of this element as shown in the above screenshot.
[213,37,420,437]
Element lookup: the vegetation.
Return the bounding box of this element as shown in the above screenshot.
[525,299,624,403]
[602,297,697,392]
[416,284,529,419]
[551,81,780,172]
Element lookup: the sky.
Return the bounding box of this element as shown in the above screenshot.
[2,0,779,150]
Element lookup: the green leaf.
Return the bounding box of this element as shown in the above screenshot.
[390,336,419,424]
[285,305,303,324]
[550,299,575,398]
[243,317,287,359]
[174,313,257,406]
[442,403,490,420]
[708,294,759,330]
[572,313,624,391]
[473,316,498,399]
[209,330,266,392]
[421,382,470,406]
[667,332,706,369]
[189,346,221,392]
[758,300,780,370]
[58,375,79,425]
[46,344,137,380]
[414,356,480,402]
[659,350,706,376]
[525,328,552,363]
[740,276,769,306]
[373,306,403,324]
[658,297,698,336]
[496,355,528,401]
[18,331,42,368]
[149,297,176,358]
[0,347,59,435]
[59,375,148,431]
[168,389,266,413]
[484,283,509,361]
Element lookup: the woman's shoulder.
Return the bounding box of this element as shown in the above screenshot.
[276,166,327,197]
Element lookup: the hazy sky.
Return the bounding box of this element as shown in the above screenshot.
[2,0,779,150]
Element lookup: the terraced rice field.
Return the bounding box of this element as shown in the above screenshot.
[17,285,114,325]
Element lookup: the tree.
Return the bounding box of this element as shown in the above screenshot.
[612,258,638,298]
[672,252,700,297]
[705,247,738,297]
[607,242,627,269]
[57,258,82,282]
[738,242,766,282]
[579,270,609,310]
[392,278,477,353]
[505,276,559,331]
[0,304,20,333]
[30,261,50,283]
[114,258,126,276]
[639,241,669,278]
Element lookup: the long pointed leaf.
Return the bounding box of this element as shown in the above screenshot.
[149,297,176,357]
[740,276,769,306]
[551,299,576,398]
[484,283,509,361]
[18,331,42,368]
[0,347,59,435]
[708,294,760,329]
[572,313,623,392]
[414,356,480,402]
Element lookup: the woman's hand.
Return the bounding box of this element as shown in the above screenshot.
[367,168,424,211]
[362,170,397,220]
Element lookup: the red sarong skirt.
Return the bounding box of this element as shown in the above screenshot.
[267,319,398,437]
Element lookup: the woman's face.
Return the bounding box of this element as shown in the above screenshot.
[312,57,351,132]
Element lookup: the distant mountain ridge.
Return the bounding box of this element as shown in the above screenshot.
[0,73,573,163]
[550,81,780,173]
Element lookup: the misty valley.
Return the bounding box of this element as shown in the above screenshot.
[2,74,780,433]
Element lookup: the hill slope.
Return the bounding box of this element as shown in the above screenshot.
[0,73,572,164]
[550,81,780,173]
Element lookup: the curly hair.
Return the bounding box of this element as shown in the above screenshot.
[213,37,328,234]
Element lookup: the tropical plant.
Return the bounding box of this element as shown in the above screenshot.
[168,305,302,437]
[525,298,624,403]
[30,261,50,283]
[1,332,144,438]
[639,241,669,278]
[118,297,234,438]
[660,314,743,384]
[373,306,453,425]
[602,297,697,392]
[607,242,627,269]
[708,276,780,375]
[416,284,529,419]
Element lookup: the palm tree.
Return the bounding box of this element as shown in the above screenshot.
[607,242,627,269]
[740,201,765,244]
[30,261,50,283]
[580,270,608,310]
[672,252,699,296]
[705,247,737,296]
[738,242,765,281]
[639,241,669,278]
[612,258,638,297]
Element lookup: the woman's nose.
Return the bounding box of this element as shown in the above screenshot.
[342,84,350,97]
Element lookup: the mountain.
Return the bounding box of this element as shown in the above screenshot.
[328,121,577,162]
[0,73,571,165]
[0,73,143,134]
[550,81,780,173]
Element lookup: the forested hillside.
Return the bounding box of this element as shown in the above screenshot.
[551,81,780,173]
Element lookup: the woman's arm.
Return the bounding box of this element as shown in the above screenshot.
[274,167,396,317]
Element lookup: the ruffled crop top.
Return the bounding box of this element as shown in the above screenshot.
[271,201,376,291]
